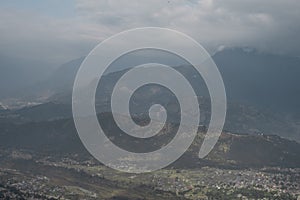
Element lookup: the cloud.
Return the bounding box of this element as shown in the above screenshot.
[76,0,300,55]
[0,0,299,65]
[0,9,97,64]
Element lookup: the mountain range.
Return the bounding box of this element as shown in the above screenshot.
[0,47,300,168]
[1,47,300,142]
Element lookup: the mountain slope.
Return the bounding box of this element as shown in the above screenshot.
[0,114,299,168]
[35,48,300,117]
[214,48,300,117]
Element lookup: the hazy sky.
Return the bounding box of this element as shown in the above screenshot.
[0,0,299,65]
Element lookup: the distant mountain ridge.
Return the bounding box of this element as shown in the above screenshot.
[3,47,300,113]
[1,48,300,142]
[213,48,300,117]
[1,47,300,142]
[23,47,300,116]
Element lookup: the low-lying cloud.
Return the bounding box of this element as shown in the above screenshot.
[0,0,299,65]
